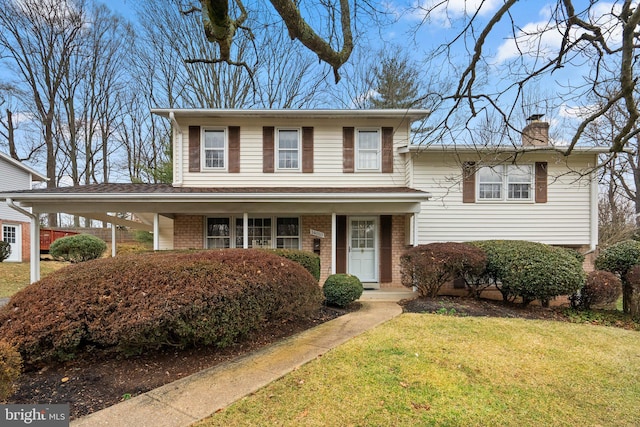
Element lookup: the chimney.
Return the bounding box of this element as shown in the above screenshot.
[522,114,550,147]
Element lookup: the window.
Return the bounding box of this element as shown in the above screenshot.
[277,129,300,170]
[356,129,380,171]
[206,218,230,248]
[276,217,300,249]
[477,165,533,201]
[203,129,226,169]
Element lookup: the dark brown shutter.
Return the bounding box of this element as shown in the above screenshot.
[381,127,394,173]
[228,126,240,173]
[380,215,393,283]
[462,161,476,203]
[302,127,314,173]
[343,127,354,173]
[535,162,548,203]
[263,126,274,173]
[336,215,347,274]
[189,126,200,172]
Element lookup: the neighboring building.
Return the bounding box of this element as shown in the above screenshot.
[0,110,604,285]
[0,151,47,262]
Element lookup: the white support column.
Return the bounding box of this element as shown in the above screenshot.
[331,213,336,275]
[413,212,419,247]
[30,214,40,283]
[153,213,160,250]
[243,213,249,248]
[111,222,117,257]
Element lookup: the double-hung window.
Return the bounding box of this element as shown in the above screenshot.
[231,216,300,249]
[276,217,300,249]
[206,218,230,248]
[356,129,381,171]
[203,129,226,170]
[277,129,300,170]
[477,165,533,201]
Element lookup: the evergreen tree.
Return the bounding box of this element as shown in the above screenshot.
[370,53,425,109]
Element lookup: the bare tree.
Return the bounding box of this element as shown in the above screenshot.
[0,0,86,225]
[402,1,640,154]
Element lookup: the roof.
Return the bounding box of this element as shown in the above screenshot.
[151,108,431,123]
[0,151,47,181]
[398,144,614,155]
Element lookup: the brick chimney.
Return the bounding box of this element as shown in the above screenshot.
[522,114,550,147]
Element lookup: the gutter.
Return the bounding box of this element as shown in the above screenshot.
[6,198,40,283]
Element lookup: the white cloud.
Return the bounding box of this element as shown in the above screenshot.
[409,0,503,27]
[495,2,627,64]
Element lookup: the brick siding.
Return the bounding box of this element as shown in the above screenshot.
[173,215,205,249]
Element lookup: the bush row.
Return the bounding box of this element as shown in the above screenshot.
[264,249,320,281]
[401,240,586,306]
[0,249,323,367]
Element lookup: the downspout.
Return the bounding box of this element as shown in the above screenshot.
[169,111,182,186]
[6,198,40,283]
[590,165,598,251]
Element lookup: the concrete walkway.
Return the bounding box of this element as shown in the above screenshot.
[71,290,413,427]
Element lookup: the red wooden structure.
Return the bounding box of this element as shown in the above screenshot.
[39,229,79,253]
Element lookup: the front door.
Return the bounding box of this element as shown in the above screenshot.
[2,224,22,262]
[348,217,377,285]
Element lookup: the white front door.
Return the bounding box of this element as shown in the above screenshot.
[2,224,22,262]
[348,217,378,284]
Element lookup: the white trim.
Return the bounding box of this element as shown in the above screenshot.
[590,168,598,251]
[476,164,534,202]
[331,213,336,275]
[204,215,301,249]
[153,213,160,250]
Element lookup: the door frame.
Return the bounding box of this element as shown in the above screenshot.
[2,223,22,263]
[347,216,379,286]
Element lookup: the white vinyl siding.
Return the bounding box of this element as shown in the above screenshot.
[412,152,596,246]
[0,158,34,222]
[178,117,411,188]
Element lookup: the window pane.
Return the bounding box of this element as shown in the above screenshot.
[357,130,380,170]
[204,130,225,169]
[508,165,532,183]
[358,131,379,149]
[478,166,502,182]
[277,130,299,169]
[507,165,532,199]
[276,217,299,249]
[205,150,224,168]
[207,218,230,249]
[249,217,271,248]
[204,130,224,148]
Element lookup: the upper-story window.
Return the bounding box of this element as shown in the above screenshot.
[276,129,300,170]
[203,128,227,170]
[477,165,533,201]
[356,129,381,171]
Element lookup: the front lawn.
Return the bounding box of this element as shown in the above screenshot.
[198,314,640,426]
[0,261,68,297]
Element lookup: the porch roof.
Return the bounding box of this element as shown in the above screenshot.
[2,184,431,222]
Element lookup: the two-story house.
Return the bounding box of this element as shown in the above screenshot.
[0,151,47,262]
[1,110,604,285]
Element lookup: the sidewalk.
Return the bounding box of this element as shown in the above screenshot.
[71,290,413,427]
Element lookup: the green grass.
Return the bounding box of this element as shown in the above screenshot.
[198,314,640,427]
[0,261,68,297]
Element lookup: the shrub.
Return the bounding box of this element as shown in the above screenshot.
[265,249,320,281]
[323,274,363,307]
[0,249,323,367]
[570,270,622,310]
[400,243,487,297]
[133,230,154,245]
[470,240,585,306]
[594,240,640,277]
[594,240,640,314]
[0,241,10,262]
[0,340,22,401]
[49,234,107,263]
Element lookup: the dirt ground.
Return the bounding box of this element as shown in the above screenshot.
[8,296,570,420]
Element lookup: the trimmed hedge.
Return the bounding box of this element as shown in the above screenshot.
[0,340,22,401]
[49,234,107,263]
[265,249,320,281]
[470,240,585,306]
[323,274,363,307]
[400,243,487,297]
[594,240,640,314]
[0,241,10,262]
[0,249,323,367]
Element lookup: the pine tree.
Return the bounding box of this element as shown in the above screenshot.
[370,53,425,109]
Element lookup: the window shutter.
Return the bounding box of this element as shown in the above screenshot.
[302,127,314,173]
[336,215,347,274]
[263,126,274,173]
[382,127,394,173]
[462,161,476,203]
[343,127,354,173]
[228,126,240,173]
[189,126,200,172]
[535,162,548,203]
[380,215,393,283]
